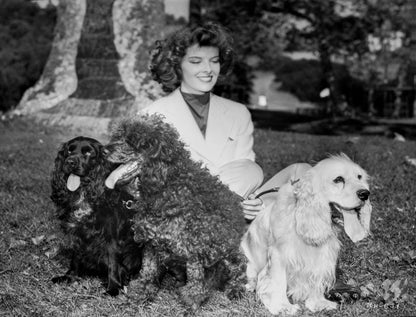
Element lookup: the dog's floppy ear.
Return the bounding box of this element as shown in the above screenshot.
[50,142,71,204]
[293,169,334,246]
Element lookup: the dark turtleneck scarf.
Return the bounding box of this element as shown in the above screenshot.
[180,90,210,137]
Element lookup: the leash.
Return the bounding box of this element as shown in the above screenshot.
[254,186,280,199]
[252,179,300,199]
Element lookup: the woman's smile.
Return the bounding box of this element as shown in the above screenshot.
[180,44,220,95]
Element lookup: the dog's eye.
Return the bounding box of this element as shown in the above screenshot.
[82,146,94,156]
[333,176,345,184]
[67,145,76,153]
[358,175,362,180]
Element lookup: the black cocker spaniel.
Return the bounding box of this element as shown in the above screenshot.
[50,136,143,296]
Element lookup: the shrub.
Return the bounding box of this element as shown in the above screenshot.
[273,58,368,111]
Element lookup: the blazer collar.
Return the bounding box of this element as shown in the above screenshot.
[168,89,230,161]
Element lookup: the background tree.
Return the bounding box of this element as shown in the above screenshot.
[261,0,409,115]
[191,0,286,104]
[348,0,413,117]
[15,0,165,122]
[197,0,410,115]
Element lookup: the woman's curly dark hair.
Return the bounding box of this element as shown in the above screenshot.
[149,22,235,93]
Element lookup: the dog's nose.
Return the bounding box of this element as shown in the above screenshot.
[66,158,78,168]
[357,189,370,201]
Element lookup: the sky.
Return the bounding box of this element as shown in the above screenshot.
[165,0,189,20]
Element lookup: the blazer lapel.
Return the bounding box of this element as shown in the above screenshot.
[159,90,232,166]
[205,95,231,158]
[165,89,207,157]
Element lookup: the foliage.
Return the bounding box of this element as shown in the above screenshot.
[198,0,411,111]
[0,117,415,316]
[262,0,410,112]
[346,0,413,90]
[273,58,368,111]
[0,0,56,113]
[213,58,254,104]
[191,0,286,104]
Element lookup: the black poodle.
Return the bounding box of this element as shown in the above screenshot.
[50,136,143,296]
[104,114,247,309]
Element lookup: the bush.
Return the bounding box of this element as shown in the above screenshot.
[273,58,368,111]
[0,0,56,113]
[213,58,253,104]
[274,58,325,103]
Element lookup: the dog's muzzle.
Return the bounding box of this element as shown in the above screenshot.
[329,202,370,243]
[357,189,370,201]
[64,156,86,175]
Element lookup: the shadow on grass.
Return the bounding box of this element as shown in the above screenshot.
[250,109,416,141]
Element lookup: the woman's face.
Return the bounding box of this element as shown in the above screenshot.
[180,44,220,94]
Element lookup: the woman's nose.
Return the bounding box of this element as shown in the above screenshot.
[201,60,212,72]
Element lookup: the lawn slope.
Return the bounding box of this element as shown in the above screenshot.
[0,118,415,316]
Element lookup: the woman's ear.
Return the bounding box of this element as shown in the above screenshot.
[294,169,333,246]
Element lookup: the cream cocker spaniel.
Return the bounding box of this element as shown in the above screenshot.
[240,154,372,315]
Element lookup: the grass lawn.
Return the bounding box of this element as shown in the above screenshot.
[0,117,415,316]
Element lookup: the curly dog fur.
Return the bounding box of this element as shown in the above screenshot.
[50,136,143,296]
[104,114,247,309]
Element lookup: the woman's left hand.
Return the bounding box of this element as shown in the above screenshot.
[241,193,264,220]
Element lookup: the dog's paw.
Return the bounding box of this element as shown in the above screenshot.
[105,287,120,297]
[325,282,361,303]
[267,303,300,316]
[306,298,338,312]
[245,279,256,292]
[225,284,246,300]
[129,278,160,303]
[178,284,210,311]
[51,275,74,284]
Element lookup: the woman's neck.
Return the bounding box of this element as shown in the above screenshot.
[180,89,210,105]
[180,84,211,96]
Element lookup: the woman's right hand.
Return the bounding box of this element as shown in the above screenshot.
[241,193,264,221]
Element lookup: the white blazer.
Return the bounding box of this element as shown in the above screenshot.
[140,88,256,175]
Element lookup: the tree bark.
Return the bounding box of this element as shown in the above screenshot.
[113,0,165,113]
[15,0,165,119]
[16,0,86,114]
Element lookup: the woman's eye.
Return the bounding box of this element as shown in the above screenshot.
[333,176,345,184]
[188,58,201,64]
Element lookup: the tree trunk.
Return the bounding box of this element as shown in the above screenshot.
[15,0,165,133]
[16,0,86,114]
[113,0,165,112]
[318,42,339,117]
[392,61,408,118]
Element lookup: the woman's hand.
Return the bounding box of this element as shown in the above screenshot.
[241,193,264,221]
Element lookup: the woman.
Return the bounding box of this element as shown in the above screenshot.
[142,22,309,220]
[138,22,361,299]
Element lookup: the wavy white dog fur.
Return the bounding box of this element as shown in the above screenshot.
[240,154,372,315]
